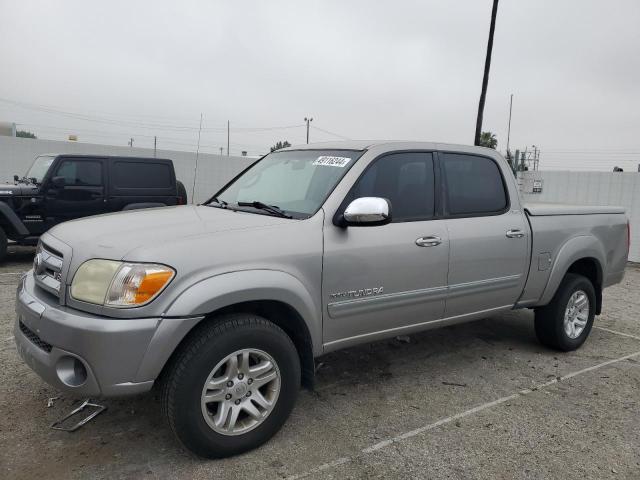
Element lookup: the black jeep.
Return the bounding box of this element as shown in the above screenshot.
[0,154,187,261]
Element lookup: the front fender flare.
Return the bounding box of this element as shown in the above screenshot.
[539,235,605,306]
[165,269,321,352]
[0,201,28,236]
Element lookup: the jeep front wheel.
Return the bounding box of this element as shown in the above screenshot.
[0,227,7,263]
[161,314,300,458]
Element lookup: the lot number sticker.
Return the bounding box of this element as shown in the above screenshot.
[313,156,351,167]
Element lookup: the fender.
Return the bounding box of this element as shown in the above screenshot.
[538,235,605,306]
[0,201,29,236]
[134,270,320,383]
[165,269,321,352]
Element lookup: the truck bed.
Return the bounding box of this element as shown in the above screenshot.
[524,202,625,216]
[518,203,628,308]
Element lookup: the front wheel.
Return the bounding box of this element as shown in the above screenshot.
[534,273,596,351]
[161,314,300,458]
[0,227,7,263]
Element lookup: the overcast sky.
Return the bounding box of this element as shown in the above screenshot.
[1,0,639,170]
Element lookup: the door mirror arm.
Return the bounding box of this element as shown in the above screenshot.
[50,176,67,188]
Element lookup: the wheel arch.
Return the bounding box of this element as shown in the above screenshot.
[140,270,321,390]
[539,235,605,314]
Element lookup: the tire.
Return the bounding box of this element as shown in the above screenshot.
[534,273,596,351]
[176,180,188,205]
[0,227,7,263]
[161,314,300,458]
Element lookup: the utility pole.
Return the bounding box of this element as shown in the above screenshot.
[153,136,157,158]
[227,120,230,156]
[474,0,499,146]
[128,137,134,148]
[219,147,223,157]
[304,117,313,144]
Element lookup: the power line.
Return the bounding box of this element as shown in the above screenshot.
[310,125,351,140]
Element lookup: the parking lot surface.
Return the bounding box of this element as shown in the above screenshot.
[1,246,639,479]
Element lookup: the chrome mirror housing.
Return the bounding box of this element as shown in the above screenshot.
[342,197,391,226]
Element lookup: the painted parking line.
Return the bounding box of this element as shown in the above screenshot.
[594,325,640,342]
[286,349,640,480]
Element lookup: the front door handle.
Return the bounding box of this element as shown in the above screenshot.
[416,236,442,247]
[506,229,525,238]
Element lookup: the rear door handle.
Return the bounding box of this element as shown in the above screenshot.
[506,229,525,238]
[416,236,442,247]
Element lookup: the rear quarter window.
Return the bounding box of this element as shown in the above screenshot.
[442,153,508,216]
[112,161,172,189]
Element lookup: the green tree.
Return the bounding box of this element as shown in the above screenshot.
[16,130,37,139]
[270,140,291,152]
[478,131,497,149]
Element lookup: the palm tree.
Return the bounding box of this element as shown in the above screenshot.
[479,131,498,149]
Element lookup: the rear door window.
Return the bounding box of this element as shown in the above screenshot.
[441,153,508,216]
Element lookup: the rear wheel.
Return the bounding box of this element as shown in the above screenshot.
[176,180,188,205]
[534,273,596,351]
[0,227,7,263]
[161,314,300,458]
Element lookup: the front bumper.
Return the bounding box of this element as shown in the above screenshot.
[14,273,201,397]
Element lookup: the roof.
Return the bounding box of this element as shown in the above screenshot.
[35,153,171,162]
[281,140,498,154]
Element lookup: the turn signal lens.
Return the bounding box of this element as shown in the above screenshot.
[106,263,175,307]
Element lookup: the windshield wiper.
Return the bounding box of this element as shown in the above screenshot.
[237,201,292,219]
[207,197,228,208]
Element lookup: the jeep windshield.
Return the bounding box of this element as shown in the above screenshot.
[25,155,55,183]
[212,149,364,219]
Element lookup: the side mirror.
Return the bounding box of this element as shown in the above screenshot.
[342,197,391,226]
[51,176,66,188]
[13,175,19,183]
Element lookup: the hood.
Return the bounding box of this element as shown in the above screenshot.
[0,183,38,196]
[47,205,292,263]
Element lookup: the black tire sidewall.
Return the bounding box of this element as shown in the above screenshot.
[0,228,7,262]
[549,274,596,350]
[169,317,300,458]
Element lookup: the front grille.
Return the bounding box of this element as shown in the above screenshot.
[34,242,64,298]
[19,320,53,353]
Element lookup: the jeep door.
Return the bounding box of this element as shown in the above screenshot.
[322,151,449,348]
[45,157,107,224]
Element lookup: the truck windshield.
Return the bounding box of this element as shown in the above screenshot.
[25,155,55,183]
[213,149,364,218]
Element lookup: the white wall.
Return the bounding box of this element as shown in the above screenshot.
[519,171,640,262]
[0,136,253,204]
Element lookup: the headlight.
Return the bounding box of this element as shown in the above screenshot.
[71,260,175,308]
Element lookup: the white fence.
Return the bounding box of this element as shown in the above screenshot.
[519,171,640,262]
[0,136,253,204]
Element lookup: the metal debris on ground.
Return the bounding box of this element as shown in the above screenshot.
[442,381,467,387]
[50,399,107,432]
[47,396,60,408]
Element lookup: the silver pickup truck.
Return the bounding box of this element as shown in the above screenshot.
[15,141,629,457]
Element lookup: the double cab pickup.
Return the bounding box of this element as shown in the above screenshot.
[14,141,629,457]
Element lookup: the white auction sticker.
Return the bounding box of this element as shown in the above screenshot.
[313,156,351,167]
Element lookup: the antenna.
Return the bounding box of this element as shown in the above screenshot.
[191,113,203,204]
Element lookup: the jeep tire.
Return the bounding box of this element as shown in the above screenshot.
[0,227,7,263]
